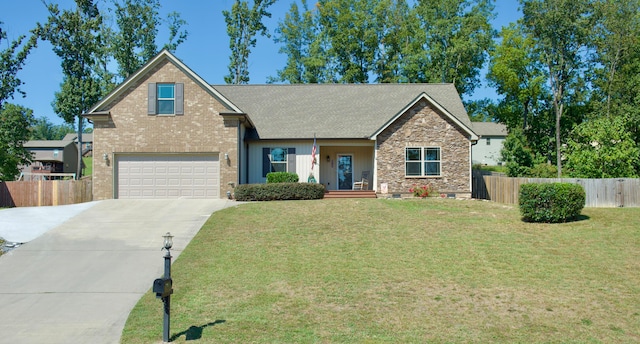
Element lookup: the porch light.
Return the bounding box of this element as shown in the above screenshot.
[103,153,108,161]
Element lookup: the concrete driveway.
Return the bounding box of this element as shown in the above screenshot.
[0,199,237,344]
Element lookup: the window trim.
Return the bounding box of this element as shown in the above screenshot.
[405,146,442,178]
[157,83,175,115]
[269,147,288,173]
[148,83,184,116]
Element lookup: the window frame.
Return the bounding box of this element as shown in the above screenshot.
[156,83,175,115]
[405,146,442,177]
[270,147,288,173]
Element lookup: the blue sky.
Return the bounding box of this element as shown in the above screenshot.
[2,0,520,126]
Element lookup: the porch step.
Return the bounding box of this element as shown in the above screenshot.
[324,190,377,199]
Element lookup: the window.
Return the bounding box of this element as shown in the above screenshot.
[486,138,491,145]
[270,148,288,172]
[148,83,184,115]
[405,147,441,177]
[262,147,296,177]
[157,84,175,114]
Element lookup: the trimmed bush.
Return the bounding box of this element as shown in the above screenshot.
[235,182,325,201]
[266,172,299,183]
[519,183,585,223]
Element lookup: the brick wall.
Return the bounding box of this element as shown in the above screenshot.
[92,59,238,199]
[376,99,472,197]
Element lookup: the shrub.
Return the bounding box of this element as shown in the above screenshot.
[266,172,299,183]
[519,183,585,223]
[529,163,558,178]
[409,184,435,198]
[235,182,325,201]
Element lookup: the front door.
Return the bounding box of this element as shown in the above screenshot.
[337,154,353,190]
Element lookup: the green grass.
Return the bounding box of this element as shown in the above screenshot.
[82,157,92,177]
[121,199,640,343]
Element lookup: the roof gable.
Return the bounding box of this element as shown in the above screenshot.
[215,83,477,140]
[87,50,241,114]
[372,92,478,140]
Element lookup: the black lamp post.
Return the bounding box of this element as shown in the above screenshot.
[153,232,174,343]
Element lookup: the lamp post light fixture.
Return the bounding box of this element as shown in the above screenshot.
[153,232,174,343]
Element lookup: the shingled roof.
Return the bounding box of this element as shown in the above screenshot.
[472,122,507,137]
[214,83,473,140]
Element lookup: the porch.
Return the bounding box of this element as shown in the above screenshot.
[324,190,377,199]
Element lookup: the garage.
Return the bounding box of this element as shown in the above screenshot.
[116,154,220,199]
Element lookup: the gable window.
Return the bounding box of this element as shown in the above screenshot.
[147,83,184,115]
[405,147,441,177]
[157,84,175,114]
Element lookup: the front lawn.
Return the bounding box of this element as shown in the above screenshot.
[122,199,640,343]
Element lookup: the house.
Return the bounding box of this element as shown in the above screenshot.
[471,122,508,166]
[63,132,93,156]
[83,50,478,200]
[21,140,79,179]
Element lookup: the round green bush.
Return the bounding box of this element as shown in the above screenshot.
[519,183,585,223]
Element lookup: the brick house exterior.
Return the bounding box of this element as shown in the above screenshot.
[84,50,478,200]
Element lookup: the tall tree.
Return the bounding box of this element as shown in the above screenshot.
[0,104,35,181]
[0,22,38,107]
[111,0,160,78]
[488,23,547,130]
[38,0,106,179]
[223,0,276,84]
[373,0,416,83]
[317,0,382,83]
[30,117,76,140]
[110,0,188,80]
[162,11,189,53]
[521,0,593,177]
[413,0,495,96]
[273,0,334,83]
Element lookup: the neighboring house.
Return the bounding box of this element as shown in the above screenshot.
[63,133,93,156]
[83,50,479,200]
[471,122,507,166]
[22,140,79,178]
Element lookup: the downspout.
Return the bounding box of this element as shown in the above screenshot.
[237,121,241,186]
[470,138,478,197]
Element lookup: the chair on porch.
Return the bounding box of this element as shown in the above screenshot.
[352,171,370,190]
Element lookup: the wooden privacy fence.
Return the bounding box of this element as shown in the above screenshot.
[0,179,93,207]
[473,171,640,207]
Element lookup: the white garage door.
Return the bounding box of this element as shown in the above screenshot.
[117,155,219,199]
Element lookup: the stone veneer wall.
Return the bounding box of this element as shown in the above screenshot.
[92,59,239,199]
[376,100,472,197]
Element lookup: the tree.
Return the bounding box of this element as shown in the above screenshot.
[30,117,76,140]
[110,0,161,78]
[521,0,593,177]
[0,104,35,181]
[488,23,547,130]
[223,0,276,84]
[373,0,416,83]
[272,0,334,83]
[500,128,534,177]
[317,0,382,83]
[110,0,189,80]
[0,22,38,107]
[38,0,106,179]
[413,0,495,96]
[565,114,639,178]
[162,11,189,53]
